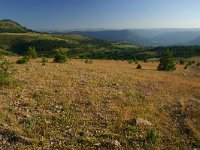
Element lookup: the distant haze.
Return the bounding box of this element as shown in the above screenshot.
[67,29,200,46]
[1,0,200,30]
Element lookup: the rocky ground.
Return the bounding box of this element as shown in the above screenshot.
[0,57,200,149]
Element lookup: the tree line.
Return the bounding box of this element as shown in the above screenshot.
[9,39,200,60]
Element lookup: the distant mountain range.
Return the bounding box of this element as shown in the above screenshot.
[68,30,151,46]
[63,29,200,46]
[1,19,200,46]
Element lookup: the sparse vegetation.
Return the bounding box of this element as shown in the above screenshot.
[147,129,159,144]
[135,59,138,64]
[179,59,185,65]
[41,56,48,65]
[187,61,193,66]
[16,56,30,64]
[128,59,134,64]
[0,56,199,149]
[0,58,14,86]
[85,59,93,64]
[136,64,142,69]
[184,65,188,69]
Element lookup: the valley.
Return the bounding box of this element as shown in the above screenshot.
[0,19,200,149]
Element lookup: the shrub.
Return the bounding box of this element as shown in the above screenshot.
[196,62,200,67]
[147,129,158,144]
[184,65,188,69]
[128,59,134,64]
[187,61,193,66]
[179,59,185,65]
[85,59,93,64]
[26,46,37,59]
[123,125,140,133]
[16,56,30,64]
[157,50,176,71]
[135,60,138,64]
[143,58,148,62]
[54,49,67,63]
[136,64,142,69]
[0,59,14,86]
[42,57,48,65]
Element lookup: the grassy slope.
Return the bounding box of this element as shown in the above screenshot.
[0,57,200,149]
[112,42,139,49]
[0,32,88,50]
[0,20,29,33]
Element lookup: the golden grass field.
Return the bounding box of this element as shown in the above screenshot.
[0,56,200,149]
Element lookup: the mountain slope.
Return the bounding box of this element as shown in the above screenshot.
[188,37,200,45]
[68,30,151,46]
[67,29,200,46]
[0,19,32,33]
[152,31,200,46]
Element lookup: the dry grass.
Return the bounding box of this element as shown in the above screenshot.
[0,56,200,149]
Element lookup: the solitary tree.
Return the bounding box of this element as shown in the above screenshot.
[157,50,176,71]
[54,49,67,63]
[27,46,37,59]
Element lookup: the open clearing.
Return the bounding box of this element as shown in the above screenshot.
[0,57,200,149]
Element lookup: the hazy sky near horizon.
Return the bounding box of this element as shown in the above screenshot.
[0,0,200,30]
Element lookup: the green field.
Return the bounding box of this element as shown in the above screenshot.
[112,42,139,49]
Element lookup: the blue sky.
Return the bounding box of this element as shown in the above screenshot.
[0,0,200,30]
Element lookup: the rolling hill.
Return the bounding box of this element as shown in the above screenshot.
[188,37,200,45]
[67,29,200,46]
[0,20,200,60]
[68,30,151,46]
[152,31,200,46]
[0,19,89,56]
[0,19,32,33]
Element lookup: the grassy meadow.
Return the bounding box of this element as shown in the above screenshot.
[0,56,199,149]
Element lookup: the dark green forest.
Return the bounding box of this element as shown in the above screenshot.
[9,39,200,60]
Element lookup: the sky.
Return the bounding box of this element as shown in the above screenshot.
[0,0,200,30]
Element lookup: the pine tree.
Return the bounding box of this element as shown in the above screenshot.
[27,46,37,59]
[157,50,176,71]
[54,49,67,63]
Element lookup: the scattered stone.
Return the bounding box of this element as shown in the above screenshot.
[146,92,153,96]
[111,140,121,148]
[16,135,33,145]
[130,118,152,126]
[190,98,200,105]
[112,83,121,90]
[94,142,101,147]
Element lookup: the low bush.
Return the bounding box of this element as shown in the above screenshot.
[128,59,134,64]
[147,129,159,144]
[85,59,93,64]
[179,59,185,65]
[0,59,15,86]
[136,64,142,69]
[187,61,193,66]
[42,57,48,65]
[184,65,188,69]
[16,56,30,64]
[196,62,200,67]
